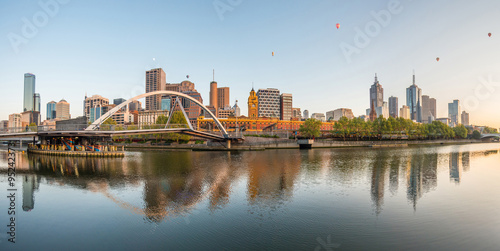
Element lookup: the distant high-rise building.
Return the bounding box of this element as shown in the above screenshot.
[303,110,309,120]
[280,93,293,120]
[311,113,326,122]
[56,99,70,120]
[370,74,384,108]
[33,93,41,113]
[406,73,422,122]
[0,120,8,130]
[247,88,258,119]
[84,95,109,122]
[46,101,56,120]
[210,81,218,111]
[8,113,22,129]
[421,95,437,123]
[165,81,195,93]
[217,87,230,109]
[292,108,301,120]
[161,96,171,111]
[461,111,469,126]
[448,100,461,127]
[400,105,411,120]
[113,98,126,105]
[233,100,240,117]
[145,68,166,111]
[369,100,377,121]
[374,102,389,118]
[257,88,280,118]
[326,108,354,121]
[388,96,398,118]
[23,73,36,112]
[128,100,142,112]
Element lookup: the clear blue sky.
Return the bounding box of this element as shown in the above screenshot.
[1,0,500,128]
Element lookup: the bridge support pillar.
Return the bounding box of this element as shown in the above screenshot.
[225,140,231,149]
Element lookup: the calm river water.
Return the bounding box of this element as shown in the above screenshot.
[1,143,500,250]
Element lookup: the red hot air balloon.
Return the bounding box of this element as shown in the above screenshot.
[436,57,440,62]
[336,23,340,29]
[488,33,492,37]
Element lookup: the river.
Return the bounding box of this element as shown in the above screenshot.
[1,143,499,250]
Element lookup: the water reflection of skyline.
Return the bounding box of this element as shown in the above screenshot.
[0,146,498,220]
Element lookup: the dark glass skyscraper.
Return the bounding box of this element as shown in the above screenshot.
[406,74,422,122]
[47,101,57,120]
[24,73,36,112]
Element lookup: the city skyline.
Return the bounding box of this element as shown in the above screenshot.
[1,1,500,128]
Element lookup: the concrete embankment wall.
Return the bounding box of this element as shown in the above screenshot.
[121,138,484,151]
[233,137,483,149]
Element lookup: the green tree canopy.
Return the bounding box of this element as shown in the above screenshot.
[472,130,481,140]
[299,118,322,139]
[453,124,468,139]
[103,118,117,125]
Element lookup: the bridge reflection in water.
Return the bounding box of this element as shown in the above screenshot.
[2,146,499,221]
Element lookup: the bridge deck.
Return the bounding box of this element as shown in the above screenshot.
[0,128,231,141]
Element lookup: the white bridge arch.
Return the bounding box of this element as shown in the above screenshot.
[85,90,228,138]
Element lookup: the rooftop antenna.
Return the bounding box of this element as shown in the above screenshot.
[413,69,416,85]
[375,73,378,82]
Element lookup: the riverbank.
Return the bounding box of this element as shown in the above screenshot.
[120,138,486,151]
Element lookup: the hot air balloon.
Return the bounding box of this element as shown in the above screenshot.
[272,52,274,56]
[436,57,440,62]
[488,33,492,37]
[336,23,340,29]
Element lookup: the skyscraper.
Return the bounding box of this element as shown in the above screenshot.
[448,100,461,127]
[113,98,126,105]
[210,81,218,110]
[303,110,309,120]
[406,73,422,122]
[280,93,293,120]
[46,101,56,120]
[84,95,109,122]
[145,68,166,111]
[292,108,302,120]
[247,88,258,118]
[421,95,437,123]
[33,93,41,112]
[257,88,280,118]
[370,74,384,108]
[461,111,470,126]
[388,96,398,118]
[217,87,230,109]
[128,100,142,112]
[400,105,410,119]
[23,73,36,112]
[56,99,70,120]
[232,100,240,117]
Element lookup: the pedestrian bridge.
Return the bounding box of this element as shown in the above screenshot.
[0,90,242,143]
